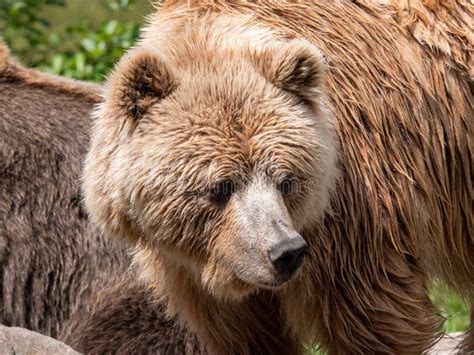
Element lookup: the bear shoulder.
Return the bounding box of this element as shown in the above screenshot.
[0,41,102,103]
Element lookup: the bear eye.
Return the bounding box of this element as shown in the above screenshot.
[208,179,235,205]
[279,177,298,195]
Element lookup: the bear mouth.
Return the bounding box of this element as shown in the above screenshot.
[234,269,299,290]
[262,271,299,288]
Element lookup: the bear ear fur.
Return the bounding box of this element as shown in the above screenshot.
[108,50,176,120]
[261,39,325,102]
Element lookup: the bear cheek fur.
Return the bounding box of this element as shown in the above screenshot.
[201,207,262,301]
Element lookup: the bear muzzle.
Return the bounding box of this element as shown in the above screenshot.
[231,178,310,288]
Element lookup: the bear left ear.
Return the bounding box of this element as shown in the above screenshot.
[260,39,326,102]
[107,49,176,121]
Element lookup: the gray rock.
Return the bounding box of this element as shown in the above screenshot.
[0,325,80,355]
[428,332,465,354]
[0,325,465,354]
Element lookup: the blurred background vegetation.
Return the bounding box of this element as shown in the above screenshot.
[0,0,151,81]
[0,0,470,341]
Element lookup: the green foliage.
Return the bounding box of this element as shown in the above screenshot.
[0,0,65,61]
[429,279,470,333]
[0,0,140,81]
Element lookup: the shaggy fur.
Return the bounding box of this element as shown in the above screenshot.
[83,1,473,354]
[0,43,198,354]
[61,278,201,354]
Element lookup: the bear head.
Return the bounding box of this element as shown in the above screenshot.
[84,31,337,300]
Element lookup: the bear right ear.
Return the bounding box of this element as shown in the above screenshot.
[106,50,176,121]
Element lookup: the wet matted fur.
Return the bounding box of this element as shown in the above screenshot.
[0,43,199,354]
[83,1,473,354]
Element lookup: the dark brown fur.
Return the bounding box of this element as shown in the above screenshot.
[61,278,201,355]
[0,43,198,354]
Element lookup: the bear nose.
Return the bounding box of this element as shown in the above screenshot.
[268,236,308,281]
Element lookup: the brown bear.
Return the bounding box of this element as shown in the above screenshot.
[83,1,473,354]
[0,43,199,354]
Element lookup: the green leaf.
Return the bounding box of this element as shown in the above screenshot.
[104,20,118,35]
[81,38,96,52]
[9,2,26,16]
[74,52,85,75]
[51,54,64,73]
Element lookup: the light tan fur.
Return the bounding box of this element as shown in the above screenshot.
[83,1,473,354]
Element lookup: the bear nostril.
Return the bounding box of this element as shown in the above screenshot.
[268,237,308,280]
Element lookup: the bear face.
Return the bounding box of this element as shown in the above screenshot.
[84,22,337,300]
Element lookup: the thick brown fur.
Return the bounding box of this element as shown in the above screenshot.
[84,1,473,354]
[61,277,201,355]
[0,43,199,354]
